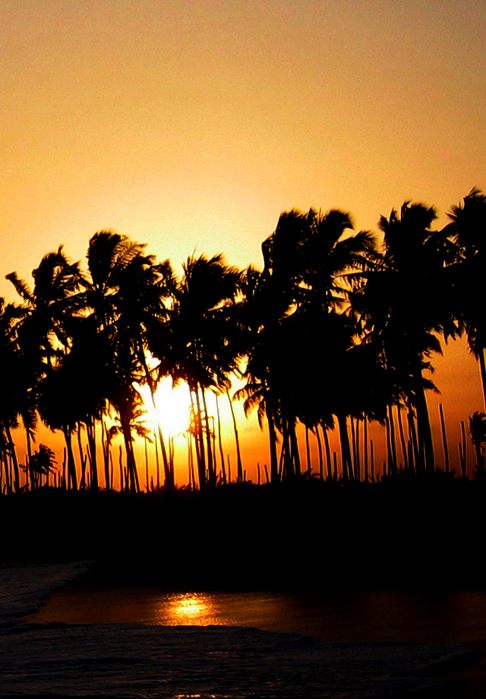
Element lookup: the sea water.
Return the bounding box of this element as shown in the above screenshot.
[0,562,481,697]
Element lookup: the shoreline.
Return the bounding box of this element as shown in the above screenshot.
[25,577,486,698]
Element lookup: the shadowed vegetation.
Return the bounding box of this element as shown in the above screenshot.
[1,190,486,495]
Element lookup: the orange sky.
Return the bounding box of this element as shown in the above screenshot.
[1,0,485,482]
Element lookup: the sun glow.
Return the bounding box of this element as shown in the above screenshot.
[138,377,191,439]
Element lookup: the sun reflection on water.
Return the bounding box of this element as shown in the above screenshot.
[155,592,232,626]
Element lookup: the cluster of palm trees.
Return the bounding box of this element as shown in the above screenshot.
[0,189,485,495]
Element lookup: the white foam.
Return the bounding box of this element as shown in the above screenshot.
[0,561,91,622]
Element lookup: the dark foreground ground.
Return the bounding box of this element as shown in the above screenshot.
[2,476,486,591]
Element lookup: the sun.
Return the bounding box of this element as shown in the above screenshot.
[138,377,191,439]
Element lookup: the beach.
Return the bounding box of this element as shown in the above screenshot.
[3,485,486,696]
[15,566,486,698]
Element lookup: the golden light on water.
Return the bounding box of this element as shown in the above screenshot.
[155,593,231,626]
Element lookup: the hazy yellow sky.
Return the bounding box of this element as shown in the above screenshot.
[2,0,485,477]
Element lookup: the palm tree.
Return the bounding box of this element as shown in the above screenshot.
[446,188,486,408]
[0,299,28,492]
[6,247,84,489]
[239,208,378,481]
[112,249,177,491]
[81,231,168,494]
[150,253,243,490]
[7,246,84,367]
[469,411,486,477]
[360,202,458,474]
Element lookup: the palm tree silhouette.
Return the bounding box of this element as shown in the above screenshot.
[469,411,486,477]
[362,202,457,474]
[82,231,166,494]
[6,247,84,489]
[151,253,242,490]
[446,188,486,408]
[240,208,378,481]
[0,298,28,492]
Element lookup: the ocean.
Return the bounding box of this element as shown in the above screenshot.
[1,562,483,697]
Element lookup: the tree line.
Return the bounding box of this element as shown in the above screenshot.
[1,188,485,495]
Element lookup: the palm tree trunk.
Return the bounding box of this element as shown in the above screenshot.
[479,347,486,412]
[439,403,450,472]
[86,417,99,491]
[119,411,139,494]
[5,424,20,493]
[337,413,352,480]
[77,425,87,490]
[102,418,111,491]
[265,403,279,484]
[407,403,420,475]
[412,362,435,473]
[227,389,243,484]
[215,395,226,484]
[461,420,467,478]
[397,405,409,472]
[289,420,301,477]
[193,384,206,491]
[305,425,311,477]
[387,405,398,476]
[139,346,173,490]
[315,426,323,480]
[322,425,332,481]
[62,425,78,491]
[25,427,33,491]
[201,389,215,488]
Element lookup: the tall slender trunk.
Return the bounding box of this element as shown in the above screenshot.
[460,420,467,478]
[479,347,486,412]
[397,405,409,472]
[102,418,111,490]
[201,389,216,488]
[140,349,173,491]
[144,437,150,491]
[77,425,87,490]
[352,417,361,481]
[289,420,301,477]
[265,402,279,484]
[412,361,435,473]
[315,426,323,480]
[62,425,78,491]
[227,389,243,484]
[364,417,368,483]
[193,384,206,491]
[281,420,292,478]
[5,424,20,493]
[407,403,420,475]
[439,403,450,473]
[25,427,33,491]
[387,405,398,476]
[119,411,139,494]
[305,425,311,478]
[215,396,226,485]
[322,425,332,481]
[337,414,352,480]
[86,417,99,491]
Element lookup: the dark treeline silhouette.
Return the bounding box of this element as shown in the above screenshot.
[1,189,486,496]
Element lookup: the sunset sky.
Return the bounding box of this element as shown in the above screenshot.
[1,0,485,479]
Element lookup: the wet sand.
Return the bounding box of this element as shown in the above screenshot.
[29,577,486,698]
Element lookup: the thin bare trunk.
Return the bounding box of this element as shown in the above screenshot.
[227,389,243,484]
[439,403,450,473]
[215,396,226,485]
